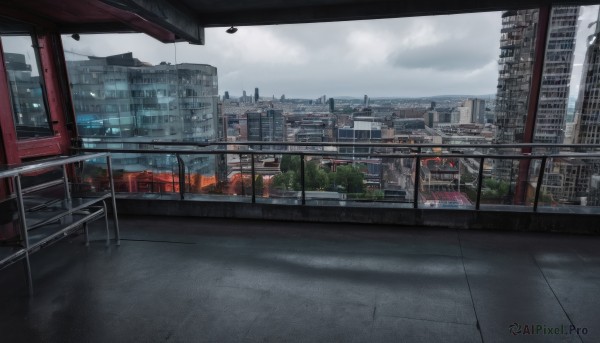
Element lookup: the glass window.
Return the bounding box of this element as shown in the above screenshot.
[1,19,52,139]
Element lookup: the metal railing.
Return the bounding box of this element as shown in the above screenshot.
[75,141,600,213]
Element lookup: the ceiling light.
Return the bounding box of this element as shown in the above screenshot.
[226,26,238,34]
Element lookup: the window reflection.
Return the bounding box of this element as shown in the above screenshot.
[1,29,52,139]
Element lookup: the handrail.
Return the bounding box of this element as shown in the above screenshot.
[74,140,600,149]
[73,147,600,159]
[0,153,108,179]
[72,146,600,213]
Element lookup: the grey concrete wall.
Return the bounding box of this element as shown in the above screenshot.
[115,198,600,234]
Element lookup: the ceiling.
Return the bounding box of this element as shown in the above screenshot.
[2,0,599,44]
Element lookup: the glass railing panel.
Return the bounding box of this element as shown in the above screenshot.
[537,156,600,213]
[107,152,179,198]
[262,153,302,205]
[477,157,535,210]
[416,154,475,209]
[454,156,483,208]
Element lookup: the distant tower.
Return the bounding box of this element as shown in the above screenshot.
[224,91,229,100]
[329,98,335,113]
[364,95,368,106]
[254,87,259,103]
[430,101,436,110]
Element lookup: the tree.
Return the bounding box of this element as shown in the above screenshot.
[331,164,365,193]
[280,155,300,173]
[272,158,366,195]
[271,171,300,191]
[305,161,329,191]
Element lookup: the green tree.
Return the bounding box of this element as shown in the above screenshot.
[305,161,329,191]
[280,155,300,173]
[271,171,300,191]
[331,164,365,193]
[481,179,511,199]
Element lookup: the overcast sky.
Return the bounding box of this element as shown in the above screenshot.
[60,7,599,99]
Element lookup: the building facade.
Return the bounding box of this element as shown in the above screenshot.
[66,53,219,178]
[493,7,579,180]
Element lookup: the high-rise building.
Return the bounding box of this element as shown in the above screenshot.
[574,9,600,146]
[329,98,335,113]
[465,98,486,124]
[535,6,579,144]
[572,8,600,205]
[493,7,579,180]
[224,91,230,100]
[246,109,285,150]
[495,7,578,145]
[254,87,259,103]
[66,52,219,176]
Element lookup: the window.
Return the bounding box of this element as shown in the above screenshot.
[1,18,52,139]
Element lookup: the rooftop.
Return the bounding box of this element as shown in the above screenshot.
[1,215,598,342]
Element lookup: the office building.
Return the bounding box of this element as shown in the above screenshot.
[246,109,285,150]
[66,52,219,176]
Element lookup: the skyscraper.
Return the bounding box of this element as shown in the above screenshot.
[254,87,259,103]
[246,109,285,150]
[493,7,579,180]
[572,8,600,205]
[465,98,486,124]
[66,52,219,176]
[574,9,600,146]
[535,6,579,144]
[495,7,578,145]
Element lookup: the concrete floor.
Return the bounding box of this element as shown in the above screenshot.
[0,216,599,343]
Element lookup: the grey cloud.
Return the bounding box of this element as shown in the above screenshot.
[388,13,501,71]
[389,39,498,71]
[60,11,503,98]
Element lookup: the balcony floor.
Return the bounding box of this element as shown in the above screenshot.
[1,215,599,342]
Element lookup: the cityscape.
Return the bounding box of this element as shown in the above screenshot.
[7,7,600,208]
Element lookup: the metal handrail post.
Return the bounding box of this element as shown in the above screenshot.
[300,153,305,205]
[533,156,547,212]
[413,155,420,209]
[251,153,256,204]
[106,155,120,245]
[14,175,33,295]
[476,157,485,210]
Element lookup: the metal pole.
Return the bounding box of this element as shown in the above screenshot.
[251,153,256,203]
[413,155,420,209]
[300,153,306,205]
[62,164,71,200]
[533,156,547,212]
[106,155,120,245]
[476,157,485,210]
[14,175,33,295]
[176,154,185,200]
[239,153,245,196]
